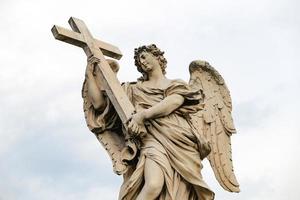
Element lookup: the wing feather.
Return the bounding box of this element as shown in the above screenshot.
[189,60,240,192]
[82,65,128,175]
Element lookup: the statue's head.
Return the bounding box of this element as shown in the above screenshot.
[134,44,167,81]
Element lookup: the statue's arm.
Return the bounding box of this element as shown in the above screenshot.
[144,94,184,120]
[85,60,107,111]
[128,94,184,134]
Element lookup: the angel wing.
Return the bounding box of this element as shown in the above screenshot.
[81,59,128,175]
[189,60,240,192]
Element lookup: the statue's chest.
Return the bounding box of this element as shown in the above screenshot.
[130,87,164,110]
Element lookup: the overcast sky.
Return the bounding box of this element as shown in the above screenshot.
[0,0,299,199]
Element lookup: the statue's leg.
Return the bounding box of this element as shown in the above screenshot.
[136,158,164,200]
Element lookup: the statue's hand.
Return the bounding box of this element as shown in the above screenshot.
[87,56,101,65]
[86,56,101,78]
[128,111,147,137]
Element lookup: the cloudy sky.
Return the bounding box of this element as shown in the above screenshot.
[0,0,299,199]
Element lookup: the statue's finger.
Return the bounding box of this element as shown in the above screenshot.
[128,121,133,129]
[135,125,140,135]
[133,125,139,134]
[136,127,141,135]
[128,125,134,134]
[126,116,133,125]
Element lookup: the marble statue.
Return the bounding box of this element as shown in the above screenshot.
[52,17,239,200]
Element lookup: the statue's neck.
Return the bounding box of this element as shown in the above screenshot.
[147,67,165,82]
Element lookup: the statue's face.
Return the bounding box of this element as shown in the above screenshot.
[139,51,160,73]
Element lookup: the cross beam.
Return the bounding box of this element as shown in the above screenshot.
[52,25,122,59]
[51,17,135,125]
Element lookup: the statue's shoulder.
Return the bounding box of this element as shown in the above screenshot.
[168,79,189,88]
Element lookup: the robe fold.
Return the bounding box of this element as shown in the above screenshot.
[83,79,215,200]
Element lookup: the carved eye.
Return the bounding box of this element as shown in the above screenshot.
[140,54,145,59]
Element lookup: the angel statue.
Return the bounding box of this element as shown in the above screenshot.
[82,44,240,200]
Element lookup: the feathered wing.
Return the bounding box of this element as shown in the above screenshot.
[189,60,240,192]
[82,62,127,175]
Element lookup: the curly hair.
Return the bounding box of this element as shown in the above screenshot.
[134,44,167,81]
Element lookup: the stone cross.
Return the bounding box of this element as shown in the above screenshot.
[51,17,135,125]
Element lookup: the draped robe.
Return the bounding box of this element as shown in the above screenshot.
[83,79,215,200]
